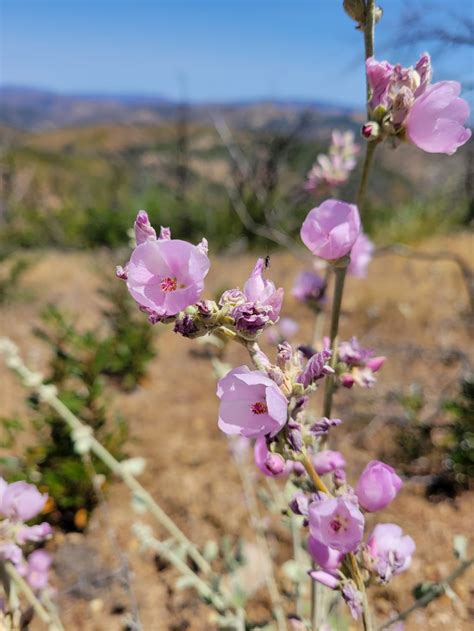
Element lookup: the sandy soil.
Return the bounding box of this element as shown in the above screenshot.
[1,233,473,630]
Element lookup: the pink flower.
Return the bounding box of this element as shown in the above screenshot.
[305,130,359,192]
[1,481,48,522]
[126,217,210,318]
[25,550,52,591]
[366,57,393,110]
[312,450,347,475]
[254,437,287,477]
[291,271,327,306]
[298,349,333,389]
[348,232,374,278]
[217,366,288,438]
[341,582,363,620]
[367,523,415,582]
[17,523,53,545]
[355,461,402,512]
[134,210,157,244]
[308,536,345,574]
[406,81,471,155]
[242,258,284,322]
[308,496,365,553]
[0,478,7,504]
[309,569,339,589]
[0,543,23,565]
[300,199,361,261]
[365,53,471,155]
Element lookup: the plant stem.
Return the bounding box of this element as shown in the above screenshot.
[2,561,64,630]
[45,393,213,577]
[0,344,213,580]
[300,452,330,495]
[132,523,228,614]
[311,2,378,628]
[357,140,378,210]
[348,553,374,631]
[363,0,376,111]
[322,262,348,418]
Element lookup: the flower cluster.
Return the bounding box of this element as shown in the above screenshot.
[214,335,411,620]
[118,211,283,340]
[305,130,360,192]
[364,53,471,155]
[301,459,413,618]
[336,336,386,388]
[0,478,53,593]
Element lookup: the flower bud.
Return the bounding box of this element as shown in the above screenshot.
[196,299,218,319]
[340,373,355,388]
[265,452,286,475]
[173,314,199,338]
[300,199,361,261]
[308,536,344,573]
[366,356,386,372]
[309,570,339,590]
[287,421,303,452]
[355,460,402,512]
[115,265,128,280]
[289,492,309,516]
[312,450,346,475]
[134,210,157,244]
[219,288,246,308]
[254,437,287,477]
[159,226,171,240]
[333,468,347,488]
[361,121,380,140]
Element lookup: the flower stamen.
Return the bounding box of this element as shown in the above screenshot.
[160,277,178,292]
[251,401,268,415]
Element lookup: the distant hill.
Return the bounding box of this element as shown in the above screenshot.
[0,85,360,132]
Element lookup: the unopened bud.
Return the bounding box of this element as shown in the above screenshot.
[134,210,157,244]
[362,121,380,140]
[265,452,286,476]
[287,421,303,452]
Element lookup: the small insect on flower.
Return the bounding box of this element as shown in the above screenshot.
[264,254,271,269]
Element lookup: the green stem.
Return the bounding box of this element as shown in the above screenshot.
[3,561,64,630]
[322,262,348,418]
[363,0,376,112]
[357,140,378,210]
[313,3,378,629]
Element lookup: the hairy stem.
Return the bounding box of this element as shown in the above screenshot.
[322,262,348,418]
[2,561,64,630]
[312,2,378,628]
[301,452,330,495]
[0,343,212,580]
[132,524,228,614]
[348,553,374,631]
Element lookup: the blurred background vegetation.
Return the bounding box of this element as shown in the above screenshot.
[0,97,472,254]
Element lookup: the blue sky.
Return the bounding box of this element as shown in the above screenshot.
[1,0,472,107]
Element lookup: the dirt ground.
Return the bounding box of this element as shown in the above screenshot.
[1,232,473,630]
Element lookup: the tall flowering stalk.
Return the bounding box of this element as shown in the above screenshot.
[109,3,469,623]
[2,2,471,629]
